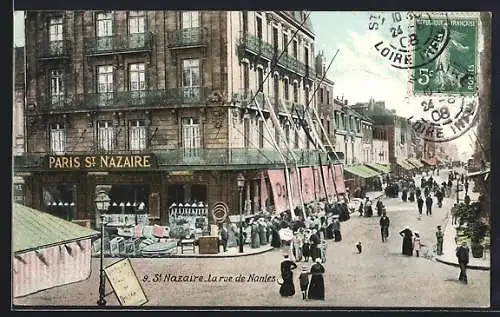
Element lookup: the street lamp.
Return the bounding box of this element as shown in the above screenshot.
[95,191,110,307]
[237,173,245,253]
[456,177,460,205]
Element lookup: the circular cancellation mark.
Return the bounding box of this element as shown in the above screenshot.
[407,95,479,143]
[369,12,451,70]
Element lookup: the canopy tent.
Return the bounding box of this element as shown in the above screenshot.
[396,158,414,170]
[421,158,439,166]
[467,168,490,178]
[406,158,424,168]
[344,164,381,179]
[365,162,391,174]
[12,203,99,298]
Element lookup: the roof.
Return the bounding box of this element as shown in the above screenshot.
[12,203,99,254]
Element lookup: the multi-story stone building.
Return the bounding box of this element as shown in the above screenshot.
[14,10,344,228]
[13,46,26,205]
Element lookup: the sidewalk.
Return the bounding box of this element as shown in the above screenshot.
[94,244,274,259]
[435,208,490,271]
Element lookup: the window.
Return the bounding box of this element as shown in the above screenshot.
[401,133,406,145]
[357,119,361,133]
[129,63,146,103]
[321,119,325,142]
[258,120,264,148]
[182,59,201,101]
[242,11,248,34]
[292,40,298,59]
[319,87,324,104]
[98,121,115,151]
[97,65,114,106]
[244,118,250,147]
[272,27,279,53]
[285,124,290,146]
[256,15,262,39]
[327,120,331,136]
[182,11,199,28]
[334,112,339,129]
[49,17,63,54]
[128,11,145,47]
[326,90,330,105]
[243,63,249,92]
[128,11,145,33]
[96,12,113,50]
[283,33,288,53]
[43,184,77,221]
[304,46,309,67]
[294,130,299,149]
[257,67,264,92]
[129,120,147,151]
[273,75,279,105]
[50,123,65,154]
[182,117,201,156]
[275,124,280,147]
[344,142,348,163]
[50,70,64,105]
[293,82,298,103]
[304,87,309,105]
[284,78,289,100]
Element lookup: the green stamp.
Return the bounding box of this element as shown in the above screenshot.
[413,17,478,95]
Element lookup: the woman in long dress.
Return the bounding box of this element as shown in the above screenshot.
[309,229,321,261]
[399,226,414,256]
[307,258,325,300]
[270,224,282,248]
[251,222,260,248]
[279,255,297,297]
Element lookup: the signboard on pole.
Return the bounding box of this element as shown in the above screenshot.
[104,258,148,306]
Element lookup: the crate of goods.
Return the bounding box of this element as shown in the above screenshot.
[110,237,126,257]
[124,238,143,256]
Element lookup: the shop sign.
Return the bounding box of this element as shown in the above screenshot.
[46,154,157,170]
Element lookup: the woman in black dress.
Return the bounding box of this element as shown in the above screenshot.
[399,226,413,256]
[307,258,325,300]
[309,229,321,261]
[279,255,297,297]
[270,223,282,248]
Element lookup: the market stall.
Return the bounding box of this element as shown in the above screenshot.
[12,203,99,298]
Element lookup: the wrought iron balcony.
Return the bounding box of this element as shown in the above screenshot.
[33,87,210,113]
[231,90,268,110]
[168,27,208,48]
[239,34,275,61]
[38,40,72,60]
[86,33,153,56]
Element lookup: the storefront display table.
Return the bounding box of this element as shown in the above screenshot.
[180,239,196,254]
[198,236,219,254]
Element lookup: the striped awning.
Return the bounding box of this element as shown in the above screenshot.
[344,164,381,178]
[407,158,424,168]
[365,162,391,174]
[396,159,414,170]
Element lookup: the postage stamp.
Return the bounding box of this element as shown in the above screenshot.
[412,16,479,95]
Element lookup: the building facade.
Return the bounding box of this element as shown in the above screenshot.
[15,10,343,228]
[13,47,25,156]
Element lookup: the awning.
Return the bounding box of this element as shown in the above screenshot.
[365,162,391,174]
[421,158,438,166]
[407,158,424,168]
[344,164,381,178]
[396,159,414,170]
[467,168,490,178]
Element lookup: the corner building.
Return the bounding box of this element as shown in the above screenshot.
[15,11,342,229]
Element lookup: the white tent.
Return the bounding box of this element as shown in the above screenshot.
[12,203,99,298]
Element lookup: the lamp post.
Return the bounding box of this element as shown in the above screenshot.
[456,177,460,205]
[95,192,110,307]
[237,173,245,253]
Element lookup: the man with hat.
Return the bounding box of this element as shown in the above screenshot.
[436,225,444,255]
[332,215,342,242]
[456,241,470,284]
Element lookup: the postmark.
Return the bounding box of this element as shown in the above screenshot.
[369,12,451,69]
[406,95,479,143]
[412,17,478,95]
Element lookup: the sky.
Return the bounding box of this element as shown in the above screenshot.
[12,10,477,158]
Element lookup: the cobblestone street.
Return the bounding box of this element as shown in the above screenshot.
[14,171,489,308]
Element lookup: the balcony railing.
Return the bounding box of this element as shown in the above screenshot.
[239,34,315,77]
[38,40,72,60]
[34,87,210,112]
[239,33,275,61]
[86,33,154,56]
[168,27,208,48]
[14,149,342,172]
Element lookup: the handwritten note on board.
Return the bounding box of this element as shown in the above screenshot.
[104,258,148,306]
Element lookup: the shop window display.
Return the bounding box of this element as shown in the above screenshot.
[42,184,77,221]
[167,184,209,238]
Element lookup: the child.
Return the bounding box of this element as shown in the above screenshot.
[299,266,310,300]
[413,231,423,257]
